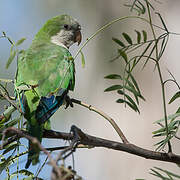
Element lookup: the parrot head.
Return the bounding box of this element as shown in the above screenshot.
[35,14,82,48]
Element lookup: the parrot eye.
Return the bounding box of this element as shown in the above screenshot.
[77,25,81,30]
[63,24,70,30]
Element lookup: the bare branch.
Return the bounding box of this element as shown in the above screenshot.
[71,98,129,144]
[43,128,180,164]
[0,88,22,114]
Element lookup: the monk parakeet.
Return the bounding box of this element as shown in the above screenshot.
[15,15,82,168]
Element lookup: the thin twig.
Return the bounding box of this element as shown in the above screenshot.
[146,1,172,153]
[71,98,129,144]
[44,126,180,164]
[3,126,180,169]
[0,135,18,150]
[0,88,22,114]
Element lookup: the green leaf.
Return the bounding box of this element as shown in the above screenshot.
[169,91,180,104]
[124,93,140,113]
[3,142,18,155]
[123,85,140,97]
[158,34,169,59]
[116,98,139,112]
[19,49,25,55]
[142,43,156,69]
[0,155,7,174]
[104,74,122,79]
[136,41,153,65]
[116,99,125,103]
[150,169,166,179]
[112,37,126,47]
[125,78,139,104]
[128,72,140,93]
[0,78,13,83]
[6,47,16,69]
[5,174,16,180]
[15,37,26,46]
[0,117,19,132]
[7,37,14,45]
[104,85,123,92]
[142,30,147,42]
[122,32,132,45]
[137,1,146,14]
[117,90,124,95]
[155,135,172,151]
[2,31,6,36]
[154,113,180,124]
[176,107,180,113]
[152,120,178,135]
[153,167,180,178]
[22,177,43,180]
[80,50,85,68]
[156,13,169,32]
[0,106,15,124]
[128,73,145,100]
[118,49,128,63]
[0,156,18,174]
[135,30,141,44]
[12,169,34,178]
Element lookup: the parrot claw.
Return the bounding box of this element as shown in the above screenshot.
[64,95,73,109]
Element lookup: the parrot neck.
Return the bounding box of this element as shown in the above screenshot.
[50,37,68,49]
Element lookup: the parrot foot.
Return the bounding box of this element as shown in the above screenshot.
[59,125,81,160]
[64,95,74,109]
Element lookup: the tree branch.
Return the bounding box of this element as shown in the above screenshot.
[43,128,180,164]
[71,98,129,144]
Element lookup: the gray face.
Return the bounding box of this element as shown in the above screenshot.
[51,22,81,48]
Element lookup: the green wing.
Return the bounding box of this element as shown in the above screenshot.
[15,42,75,96]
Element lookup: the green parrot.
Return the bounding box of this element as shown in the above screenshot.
[15,14,82,168]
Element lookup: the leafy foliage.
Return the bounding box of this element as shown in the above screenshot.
[80,50,85,68]
[150,167,180,179]
[124,0,154,16]
[105,1,180,179]
[104,0,180,155]
[0,32,26,69]
[153,112,180,150]
[104,70,145,113]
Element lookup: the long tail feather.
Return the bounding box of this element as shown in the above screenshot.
[25,123,43,169]
[24,90,67,168]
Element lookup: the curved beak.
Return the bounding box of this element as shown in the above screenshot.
[75,30,82,45]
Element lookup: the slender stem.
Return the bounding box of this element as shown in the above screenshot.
[146,2,172,152]
[74,16,151,59]
[35,156,48,178]
[0,88,22,114]
[71,98,129,144]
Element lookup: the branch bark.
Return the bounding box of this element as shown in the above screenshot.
[2,126,180,167]
[71,98,129,143]
[43,128,180,164]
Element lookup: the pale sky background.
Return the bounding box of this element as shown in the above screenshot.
[0,0,180,179]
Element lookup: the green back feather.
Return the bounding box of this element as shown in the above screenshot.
[16,43,75,96]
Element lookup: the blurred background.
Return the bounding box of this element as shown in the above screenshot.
[1,0,180,179]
